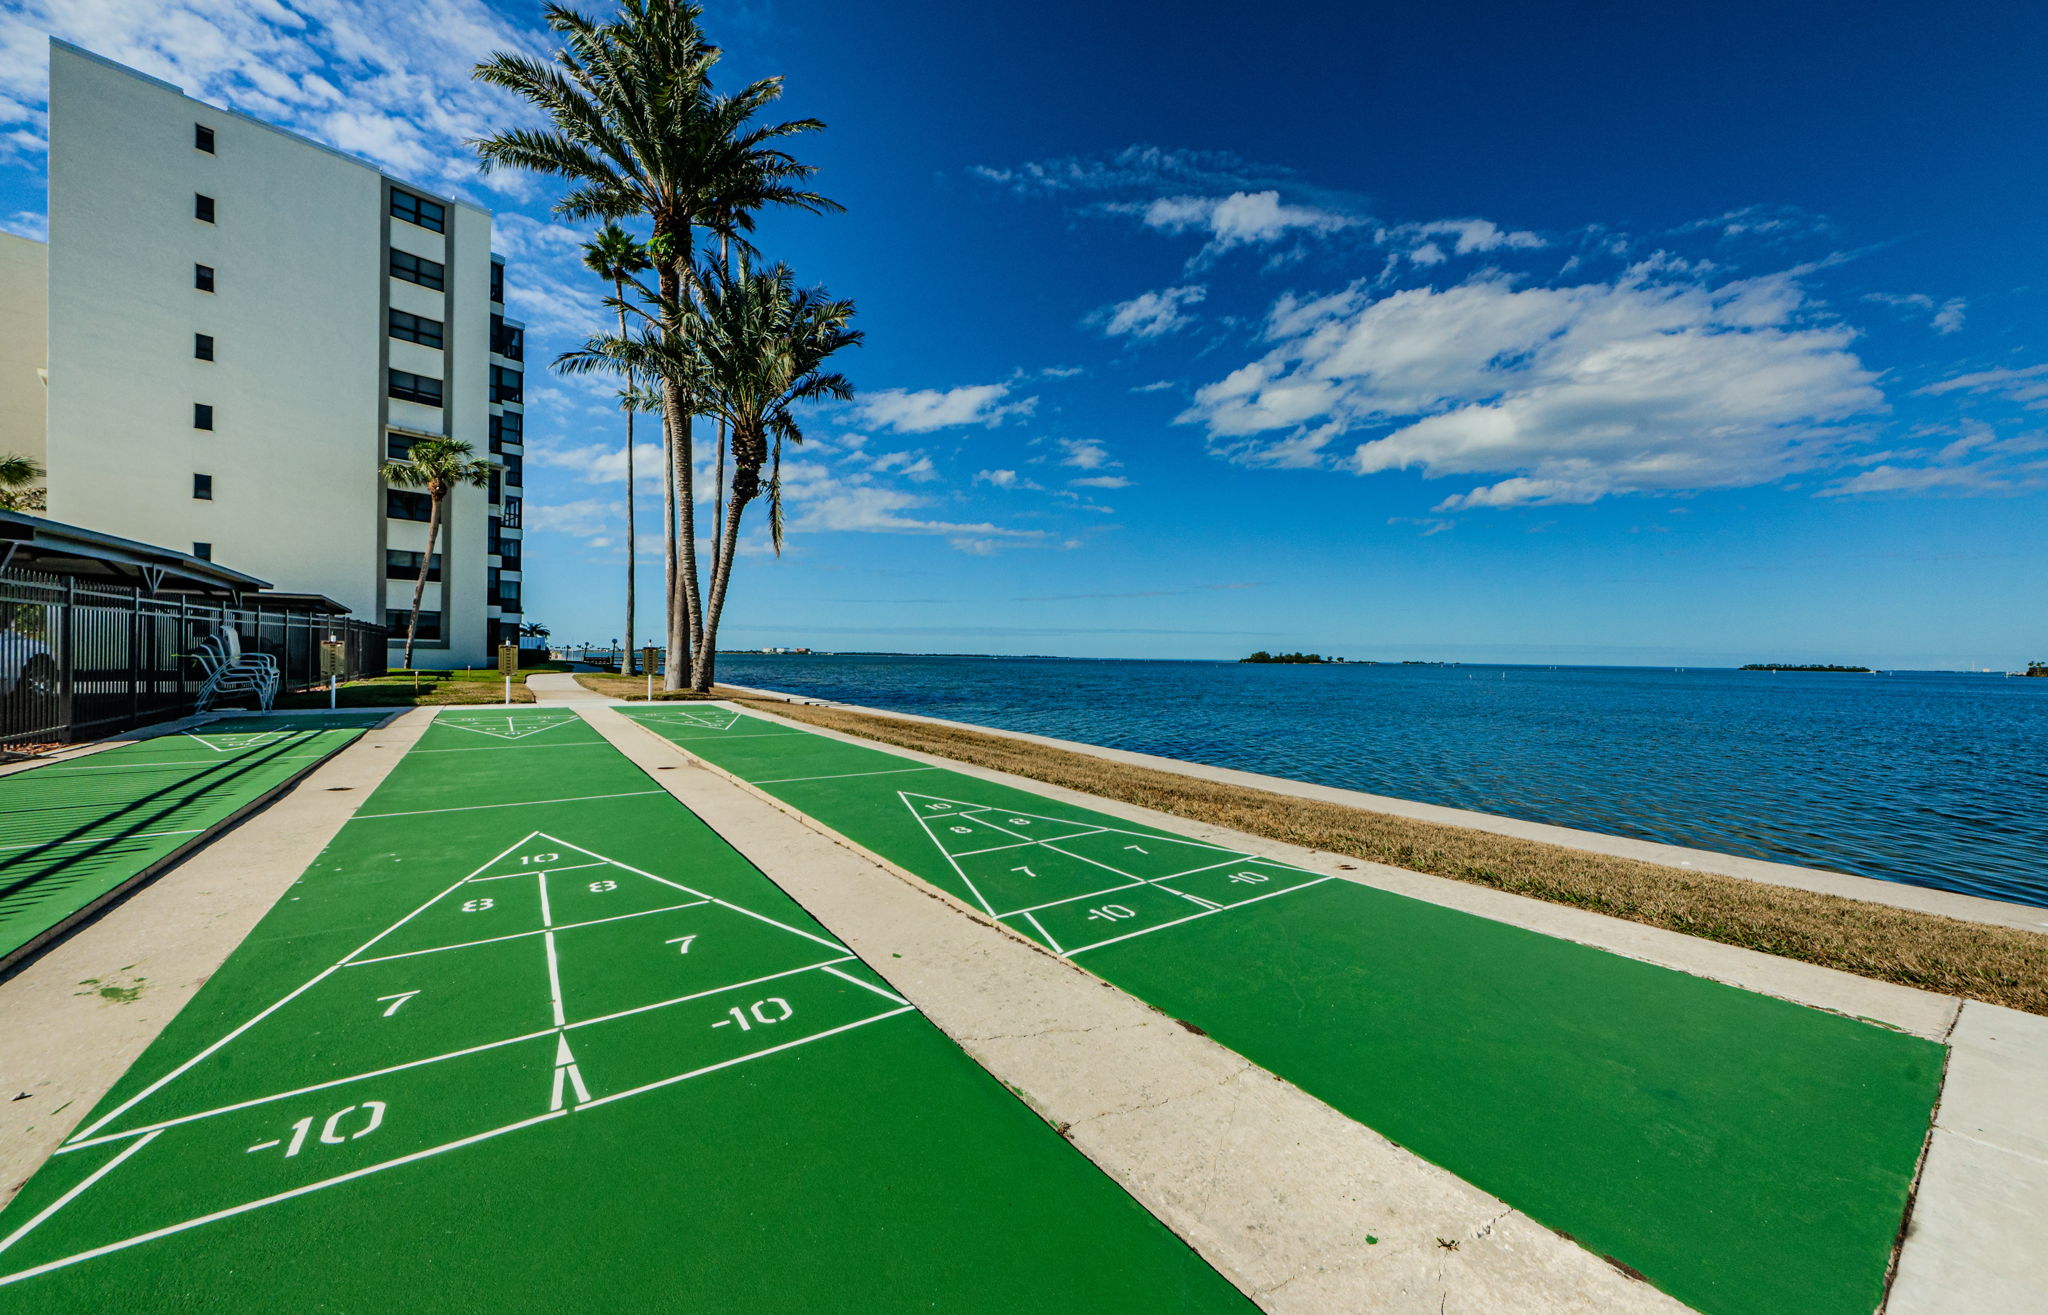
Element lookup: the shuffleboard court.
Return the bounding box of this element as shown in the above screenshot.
[623,704,1948,1315]
[0,714,388,966]
[0,707,1252,1312]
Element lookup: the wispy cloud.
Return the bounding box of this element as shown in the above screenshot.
[1866,292,1967,335]
[1093,285,1205,339]
[1917,363,2048,408]
[853,382,1036,433]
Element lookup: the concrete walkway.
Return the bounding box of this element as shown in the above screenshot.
[525,672,620,704]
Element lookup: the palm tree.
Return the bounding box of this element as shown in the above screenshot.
[0,454,46,511]
[687,259,859,689]
[472,0,839,689]
[581,222,651,675]
[381,437,492,668]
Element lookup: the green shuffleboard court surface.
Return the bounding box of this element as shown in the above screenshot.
[0,715,388,965]
[621,704,1948,1315]
[0,706,1251,1312]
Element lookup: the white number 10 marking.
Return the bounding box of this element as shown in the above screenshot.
[715,998,793,1031]
[1085,904,1137,923]
[249,1101,386,1158]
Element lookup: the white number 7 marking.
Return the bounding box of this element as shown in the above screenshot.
[666,935,697,955]
[376,991,420,1017]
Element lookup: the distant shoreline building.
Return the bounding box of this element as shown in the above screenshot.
[20,40,525,666]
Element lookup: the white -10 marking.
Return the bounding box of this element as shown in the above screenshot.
[714,998,792,1032]
[248,1101,386,1157]
[1227,871,1270,884]
[1085,904,1137,923]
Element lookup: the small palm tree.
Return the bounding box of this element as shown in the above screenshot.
[689,258,859,689]
[381,437,492,667]
[0,453,46,512]
[581,222,651,675]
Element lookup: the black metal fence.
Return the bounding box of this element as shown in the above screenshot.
[0,569,387,746]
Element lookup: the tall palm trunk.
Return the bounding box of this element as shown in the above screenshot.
[703,232,731,691]
[694,426,764,690]
[402,492,443,668]
[657,223,703,691]
[614,280,637,677]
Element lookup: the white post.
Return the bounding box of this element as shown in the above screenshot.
[329,673,337,710]
[646,670,653,702]
[504,675,511,706]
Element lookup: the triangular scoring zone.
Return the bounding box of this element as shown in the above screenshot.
[184,729,296,753]
[2,832,896,1291]
[636,706,740,731]
[432,711,580,740]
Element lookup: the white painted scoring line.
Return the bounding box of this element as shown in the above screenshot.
[0,1131,162,1262]
[750,766,943,786]
[31,819,922,1276]
[895,791,1335,957]
[0,827,208,854]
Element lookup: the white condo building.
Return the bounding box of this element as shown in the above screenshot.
[36,40,525,667]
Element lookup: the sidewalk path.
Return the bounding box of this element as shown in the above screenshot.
[525,672,618,704]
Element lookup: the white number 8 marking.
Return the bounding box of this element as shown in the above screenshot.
[461,898,494,913]
[589,880,618,892]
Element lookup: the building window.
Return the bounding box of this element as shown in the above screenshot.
[387,431,420,460]
[193,473,213,500]
[388,369,444,407]
[489,410,523,452]
[490,365,523,405]
[387,609,441,640]
[388,309,444,349]
[193,403,214,430]
[501,496,521,528]
[488,468,501,504]
[389,189,446,233]
[495,535,521,569]
[193,541,212,560]
[489,259,504,305]
[385,549,442,582]
[194,264,214,292]
[194,194,215,223]
[194,333,214,361]
[490,315,523,361]
[491,571,522,611]
[386,489,432,522]
[503,453,523,488]
[195,124,215,153]
[389,249,445,292]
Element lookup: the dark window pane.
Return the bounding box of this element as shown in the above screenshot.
[389,249,445,292]
[490,364,522,405]
[193,403,213,430]
[387,431,417,460]
[194,194,214,223]
[489,259,504,304]
[388,309,445,349]
[194,124,215,153]
[386,609,441,640]
[194,264,214,292]
[385,549,442,581]
[490,315,523,361]
[388,370,444,407]
[389,189,446,234]
[193,473,212,500]
[503,453,523,487]
[192,541,212,560]
[386,489,432,522]
[194,333,214,361]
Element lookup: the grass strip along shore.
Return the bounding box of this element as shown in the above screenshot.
[0,715,387,969]
[732,697,2048,1016]
[0,707,1249,1312]
[623,703,1947,1315]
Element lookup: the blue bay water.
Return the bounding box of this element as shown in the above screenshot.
[711,655,2048,910]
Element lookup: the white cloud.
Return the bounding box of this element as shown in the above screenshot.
[1052,438,1118,470]
[969,144,1273,197]
[1378,218,1545,264]
[866,450,939,482]
[973,468,1043,490]
[1182,263,1884,508]
[1069,475,1132,489]
[853,383,1036,433]
[1865,292,1967,335]
[1917,363,2048,408]
[526,497,622,538]
[1131,379,1176,394]
[1131,190,1360,253]
[1095,285,1205,339]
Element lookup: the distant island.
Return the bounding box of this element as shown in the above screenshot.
[1242,651,1338,664]
[1741,663,1873,673]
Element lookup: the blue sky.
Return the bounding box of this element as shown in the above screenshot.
[2,0,2044,666]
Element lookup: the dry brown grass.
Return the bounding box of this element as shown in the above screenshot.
[572,674,737,701]
[735,697,2048,1017]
